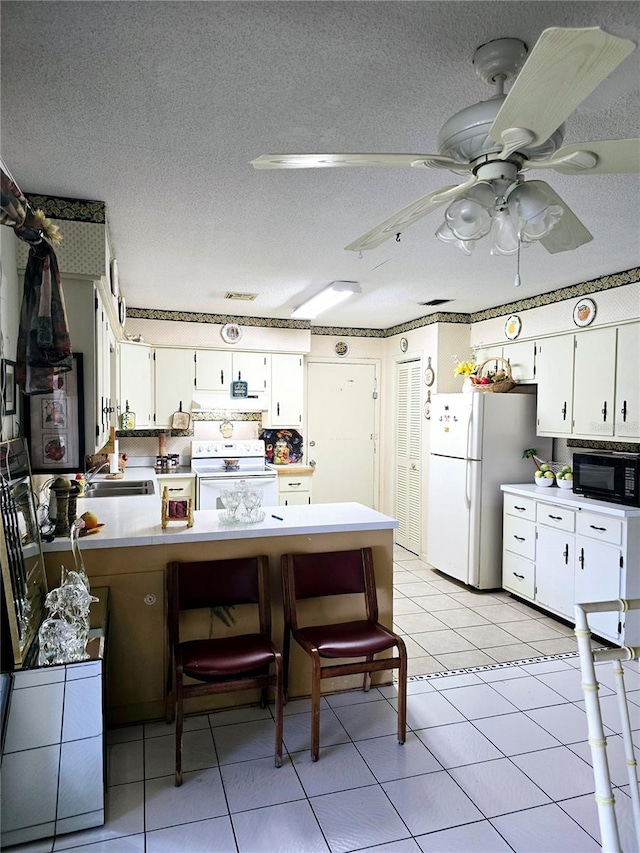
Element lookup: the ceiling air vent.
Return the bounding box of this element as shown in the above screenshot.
[419,298,453,306]
[224,292,258,301]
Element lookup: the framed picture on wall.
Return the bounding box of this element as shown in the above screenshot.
[25,353,85,474]
[2,359,16,416]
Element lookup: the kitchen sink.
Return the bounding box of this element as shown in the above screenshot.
[84,479,155,498]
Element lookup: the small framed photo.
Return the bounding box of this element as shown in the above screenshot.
[221,323,242,344]
[504,315,522,340]
[2,359,16,416]
[573,298,597,327]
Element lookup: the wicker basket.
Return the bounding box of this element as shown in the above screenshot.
[471,357,517,393]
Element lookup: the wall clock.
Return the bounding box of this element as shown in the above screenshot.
[424,357,435,386]
[400,337,408,353]
[221,323,242,344]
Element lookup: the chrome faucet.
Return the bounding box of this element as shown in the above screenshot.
[84,461,110,486]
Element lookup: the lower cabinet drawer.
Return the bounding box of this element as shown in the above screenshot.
[503,495,536,522]
[576,512,622,546]
[503,514,536,560]
[536,503,575,532]
[503,552,535,600]
[157,476,195,499]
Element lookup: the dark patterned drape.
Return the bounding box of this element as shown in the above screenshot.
[1,165,72,394]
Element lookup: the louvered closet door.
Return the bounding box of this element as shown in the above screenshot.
[395,360,421,554]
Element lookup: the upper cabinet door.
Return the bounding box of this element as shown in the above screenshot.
[231,352,270,392]
[536,335,575,435]
[154,348,195,428]
[502,340,536,383]
[195,350,232,390]
[615,323,640,440]
[119,341,153,428]
[572,327,616,438]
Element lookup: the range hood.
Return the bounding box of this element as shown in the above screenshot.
[192,391,268,413]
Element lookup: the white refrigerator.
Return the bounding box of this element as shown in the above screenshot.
[426,392,551,589]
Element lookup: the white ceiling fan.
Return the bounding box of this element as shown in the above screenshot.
[252,27,639,257]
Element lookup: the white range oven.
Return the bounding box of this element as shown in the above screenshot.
[190,439,278,510]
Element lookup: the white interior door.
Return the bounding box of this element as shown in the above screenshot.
[395,360,421,554]
[306,361,378,506]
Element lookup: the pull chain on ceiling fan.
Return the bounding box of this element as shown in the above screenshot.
[252,27,638,257]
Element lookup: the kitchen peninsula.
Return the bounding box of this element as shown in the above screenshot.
[42,470,398,725]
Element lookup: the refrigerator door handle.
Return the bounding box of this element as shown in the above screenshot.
[465,408,474,461]
[464,459,472,510]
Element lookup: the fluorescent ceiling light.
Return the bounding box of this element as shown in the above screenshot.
[291,281,361,319]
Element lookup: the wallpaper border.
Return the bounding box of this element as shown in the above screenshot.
[128,267,639,338]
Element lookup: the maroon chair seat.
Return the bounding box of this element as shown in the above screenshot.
[281,547,407,761]
[167,556,283,785]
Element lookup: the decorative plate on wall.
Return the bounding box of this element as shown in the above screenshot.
[118,295,126,326]
[573,298,597,327]
[400,337,408,353]
[504,315,522,340]
[221,323,242,344]
[334,340,349,357]
[110,258,120,299]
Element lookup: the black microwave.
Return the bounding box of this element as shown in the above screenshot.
[572,452,640,506]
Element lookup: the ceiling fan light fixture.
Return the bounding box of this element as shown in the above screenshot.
[435,222,475,255]
[489,210,520,255]
[291,280,361,320]
[507,183,563,241]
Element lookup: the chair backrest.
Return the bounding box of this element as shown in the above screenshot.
[281,548,378,628]
[167,555,271,643]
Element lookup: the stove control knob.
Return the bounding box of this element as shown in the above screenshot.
[208,444,215,453]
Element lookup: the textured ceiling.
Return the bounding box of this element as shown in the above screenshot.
[1,1,639,329]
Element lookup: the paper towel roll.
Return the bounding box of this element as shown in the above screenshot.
[109,452,119,474]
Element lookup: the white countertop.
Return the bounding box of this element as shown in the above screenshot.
[44,468,397,551]
[501,483,640,518]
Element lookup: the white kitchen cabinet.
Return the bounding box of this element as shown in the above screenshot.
[277,470,313,505]
[195,350,232,391]
[615,323,640,440]
[156,474,195,500]
[118,342,153,428]
[154,348,195,428]
[535,526,575,619]
[263,354,303,427]
[501,340,536,383]
[536,335,574,435]
[572,326,616,438]
[502,486,640,645]
[230,352,270,393]
[194,350,269,394]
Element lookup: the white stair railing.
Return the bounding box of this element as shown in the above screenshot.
[575,599,640,853]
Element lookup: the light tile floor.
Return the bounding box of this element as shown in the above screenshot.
[13,547,638,853]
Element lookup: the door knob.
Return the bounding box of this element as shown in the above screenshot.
[309,440,316,447]
[309,459,316,467]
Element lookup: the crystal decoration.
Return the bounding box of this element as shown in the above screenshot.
[219,480,265,524]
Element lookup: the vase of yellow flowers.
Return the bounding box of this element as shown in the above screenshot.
[453,358,477,392]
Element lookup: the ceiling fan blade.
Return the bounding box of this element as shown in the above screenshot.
[251,153,471,171]
[344,178,478,252]
[525,139,640,175]
[531,182,593,254]
[490,27,635,148]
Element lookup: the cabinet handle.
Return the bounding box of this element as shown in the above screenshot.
[514,505,527,512]
[513,572,525,580]
[579,547,585,568]
[563,544,569,565]
[548,514,562,521]
[289,482,302,487]
[589,524,607,532]
[277,402,280,416]
[220,369,224,385]
[513,535,526,542]
[562,401,567,420]
[602,401,607,422]
[621,400,628,422]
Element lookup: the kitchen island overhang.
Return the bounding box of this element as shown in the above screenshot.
[42,495,399,725]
